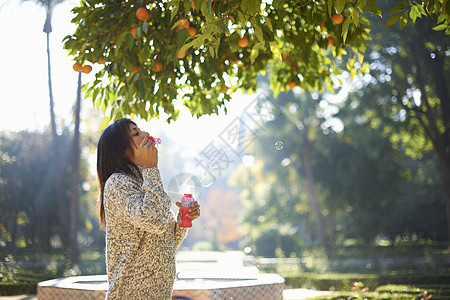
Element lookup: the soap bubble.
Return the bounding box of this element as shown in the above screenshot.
[167,172,202,202]
[200,174,215,187]
[275,141,284,150]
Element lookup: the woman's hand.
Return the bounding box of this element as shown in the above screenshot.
[138,138,158,168]
[176,201,201,221]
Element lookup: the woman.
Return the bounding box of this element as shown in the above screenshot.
[97,118,200,299]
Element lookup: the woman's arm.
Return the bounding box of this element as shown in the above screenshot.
[105,167,171,233]
[174,214,188,250]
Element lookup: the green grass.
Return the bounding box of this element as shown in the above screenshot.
[283,274,450,300]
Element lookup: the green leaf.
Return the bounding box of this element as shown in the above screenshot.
[327,0,332,16]
[125,33,134,49]
[183,0,191,15]
[357,0,365,11]
[202,0,212,15]
[250,42,262,64]
[352,9,359,27]
[272,0,283,9]
[170,4,179,22]
[216,20,230,34]
[92,89,100,103]
[432,24,448,30]
[142,21,148,34]
[100,116,111,130]
[179,42,192,55]
[254,25,264,42]
[242,0,261,16]
[238,11,246,25]
[136,27,142,38]
[138,47,150,64]
[365,0,381,16]
[171,19,183,30]
[399,12,408,29]
[269,41,282,61]
[410,5,421,23]
[266,18,273,32]
[385,14,400,27]
[417,4,426,16]
[444,0,450,16]
[342,17,350,43]
[336,0,346,14]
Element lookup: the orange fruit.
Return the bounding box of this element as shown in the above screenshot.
[152,62,162,72]
[327,34,334,47]
[136,7,149,21]
[221,85,229,93]
[133,65,141,73]
[177,49,186,59]
[130,26,139,38]
[82,65,92,74]
[73,62,83,72]
[332,13,344,24]
[287,81,296,89]
[98,58,105,64]
[187,27,196,37]
[320,20,326,29]
[238,37,249,48]
[177,18,190,30]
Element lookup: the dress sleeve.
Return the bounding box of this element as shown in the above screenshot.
[105,167,172,234]
[174,214,189,250]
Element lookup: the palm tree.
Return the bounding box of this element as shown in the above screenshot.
[27,0,68,248]
[69,71,82,265]
[40,0,65,137]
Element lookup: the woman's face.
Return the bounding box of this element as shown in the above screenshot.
[127,123,149,161]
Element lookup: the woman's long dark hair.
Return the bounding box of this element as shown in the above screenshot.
[97,118,140,230]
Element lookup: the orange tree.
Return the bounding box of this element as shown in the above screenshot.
[63,0,449,124]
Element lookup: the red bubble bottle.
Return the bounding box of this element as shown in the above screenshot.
[179,194,194,228]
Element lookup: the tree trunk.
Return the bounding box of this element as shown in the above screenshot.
[44,16,67,248]
[69,72,82,265]
[409,38,450,243]
[300,133,328,251]
[10,209,18,249]
[428,46,450,243]
[439,161,450,244]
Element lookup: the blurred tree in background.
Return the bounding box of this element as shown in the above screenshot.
[230,78,445,256]
[360,1,450,241]
[229,0,449,253]
[0,131,66,249]
[0,128,101,254]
